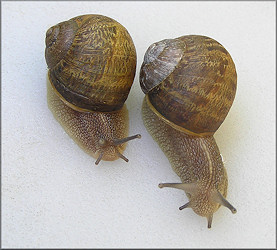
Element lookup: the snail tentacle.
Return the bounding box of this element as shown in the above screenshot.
[95,152,104,165]
[112,134,141,146]
[179,202,191,210]
[115,149,129,163]
[158,182,197,193]
[207,214,213,229]
[210,190,237,214]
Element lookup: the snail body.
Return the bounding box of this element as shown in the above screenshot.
[45,14,140,165]
[140,35,237,228]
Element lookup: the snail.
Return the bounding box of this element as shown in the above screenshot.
[45,14,141,165]
[140,35,237,228]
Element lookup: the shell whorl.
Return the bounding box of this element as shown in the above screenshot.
[140,38,185,94]
[45,14,137,113]
[45,19,78,69]
[140,35,237,135]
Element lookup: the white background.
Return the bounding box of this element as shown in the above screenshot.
[2,1,276,248]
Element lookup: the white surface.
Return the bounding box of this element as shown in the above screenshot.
[2,1,276,248]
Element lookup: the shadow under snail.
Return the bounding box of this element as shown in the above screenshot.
[45,14,141,165]
[140,35,237,228]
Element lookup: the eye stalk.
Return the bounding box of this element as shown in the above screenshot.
[210,190,237,214]
[95,134,141,165]
[158,182,237,228]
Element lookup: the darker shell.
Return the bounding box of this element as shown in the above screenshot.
[45,14,137,112]
[140,35,237,135]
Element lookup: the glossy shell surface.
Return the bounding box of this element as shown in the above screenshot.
[46,14,137,112]
[140,35,237,135]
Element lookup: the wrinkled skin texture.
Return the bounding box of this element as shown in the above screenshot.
[47,79,128,162]
[142,96,236,228]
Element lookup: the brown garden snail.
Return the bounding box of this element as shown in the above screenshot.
[140,35,237,228]
[45,14,141,165]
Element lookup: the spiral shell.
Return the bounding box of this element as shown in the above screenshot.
[140,35,237,135]
[45,14,137,112]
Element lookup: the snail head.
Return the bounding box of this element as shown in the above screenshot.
[158,182,236,228]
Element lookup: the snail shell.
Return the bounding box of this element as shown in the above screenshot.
[140,35,237,136]
[46,14,137,112]
[45,14,140,165]
[140,35,237,228]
